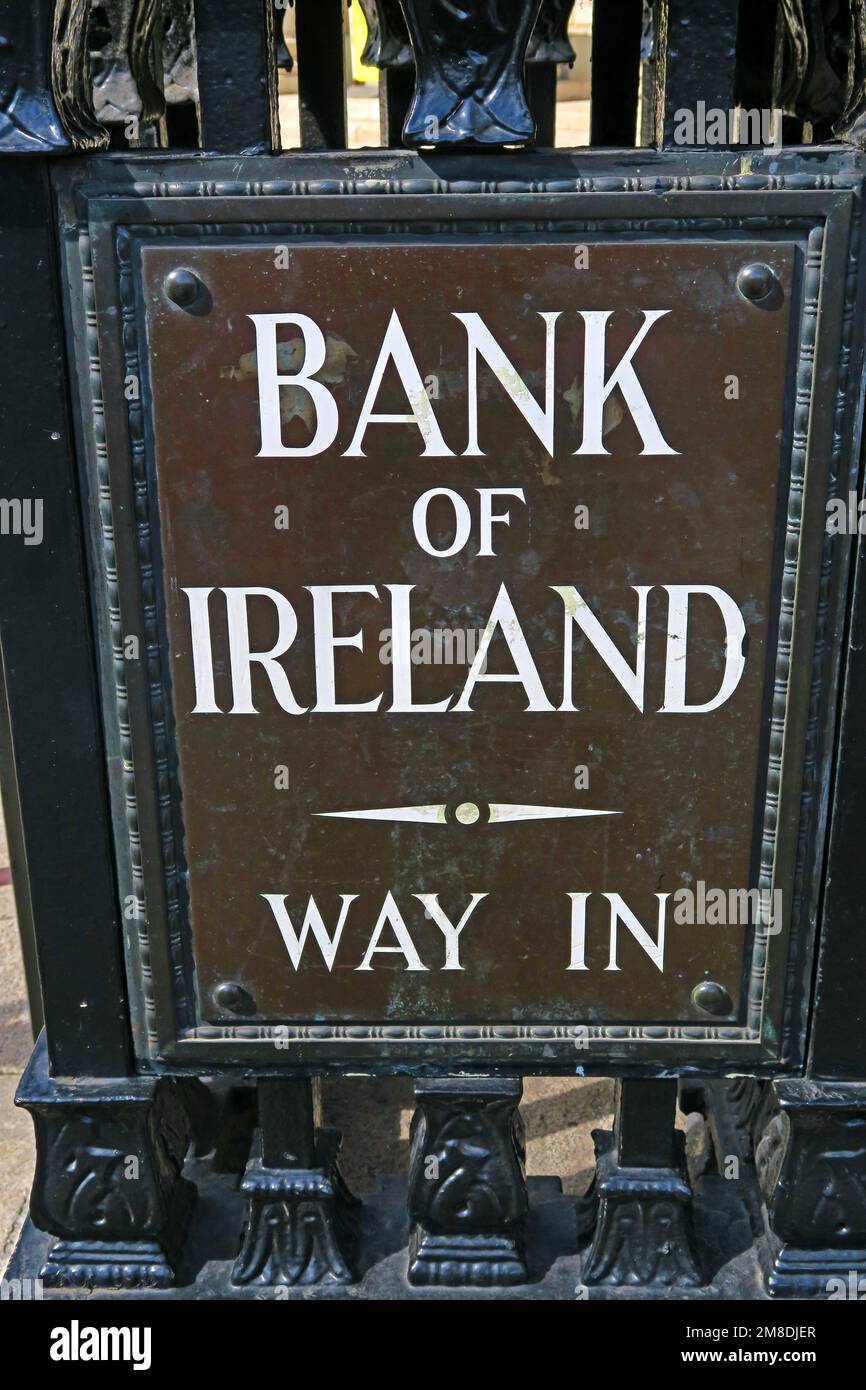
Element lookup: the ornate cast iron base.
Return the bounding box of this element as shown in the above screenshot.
[759,1079,866,1299]
[581,1079,702,1288]
[768,1245,866,1298]
[581,1130,702,1287]
[407,1230,527,1286]
[15,1035,197,1289]
[231,1078,359,1288]
[232,1129,359,1287]
[38,1236,189,1290]
[407,1077,529,1287]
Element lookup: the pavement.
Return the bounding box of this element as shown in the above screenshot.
[0,811,37,1274]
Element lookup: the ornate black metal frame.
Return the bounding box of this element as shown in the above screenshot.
[55,147,865,1077]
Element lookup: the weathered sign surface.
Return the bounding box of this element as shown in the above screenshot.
[136,236,795,1037]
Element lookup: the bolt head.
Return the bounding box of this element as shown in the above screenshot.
[164,267,201,309]
[213,980,255,1015]
[690,980,734,1017]
[736,262,777,303]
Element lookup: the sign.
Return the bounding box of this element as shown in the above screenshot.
[136,234,794,1042]
[70,166,853,1068]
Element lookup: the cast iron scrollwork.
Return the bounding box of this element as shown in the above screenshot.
[527,0,575,64]
[53,0,109,146]
[16,1038,198,1288]
[232,1131,359,1286]
[777,0,866,144]
[407,1079,529,1286]
[359,0,413,69]
[760,1081,866,1297]
[162,0,197,102]
[399,0,544,146]
[89,0,165,137]
[128,0,165,127]
[0,0,107,152]
[581,1128,703,1288]
[363,0,574,81]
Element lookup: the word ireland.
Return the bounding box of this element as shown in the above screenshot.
[182,581,746,717]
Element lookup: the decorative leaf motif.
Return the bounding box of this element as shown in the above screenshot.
[400,0,544,145]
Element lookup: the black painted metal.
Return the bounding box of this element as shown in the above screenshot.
[809,528,866,1079]
[89,0,167,149]
[525,62,557,145]
[589,0,643,146]
[656,0,741,146]
[0,645,42,1038]
[357,0,413,145]
[0,0,69,153]
[529,0,576,64]
[759,1080,866,1296]
[0,0,107,153]
[407,1078,528,1286]
[735,0,779,117]
[400,0,542,145]
[1,0,866,1303]
[366,0,578,149]
[5,1109,771,1296]
[617,1078,677,1168]
[525,0,576,145]
[232,1076,358,1286]
[360,0,412,69]
[16,1033,198,1287]
[776,0,866,142]
[191,0,279,153]
[259,1077,316,1168]
[835,2,866,145]
[162,0,200,147]
[582,1078,702,1286]
[295,0,348,149]
[0,157,130,1077]
[378,66,415,146]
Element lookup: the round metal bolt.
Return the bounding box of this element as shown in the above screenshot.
[164,267,202,309]
[213,980,255,1015]
[736,262,777,304]
[690,980,734,1017]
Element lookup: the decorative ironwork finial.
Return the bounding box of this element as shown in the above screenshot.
[399,0,544,146]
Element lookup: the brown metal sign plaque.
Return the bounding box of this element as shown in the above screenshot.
[134,231,801,1050]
